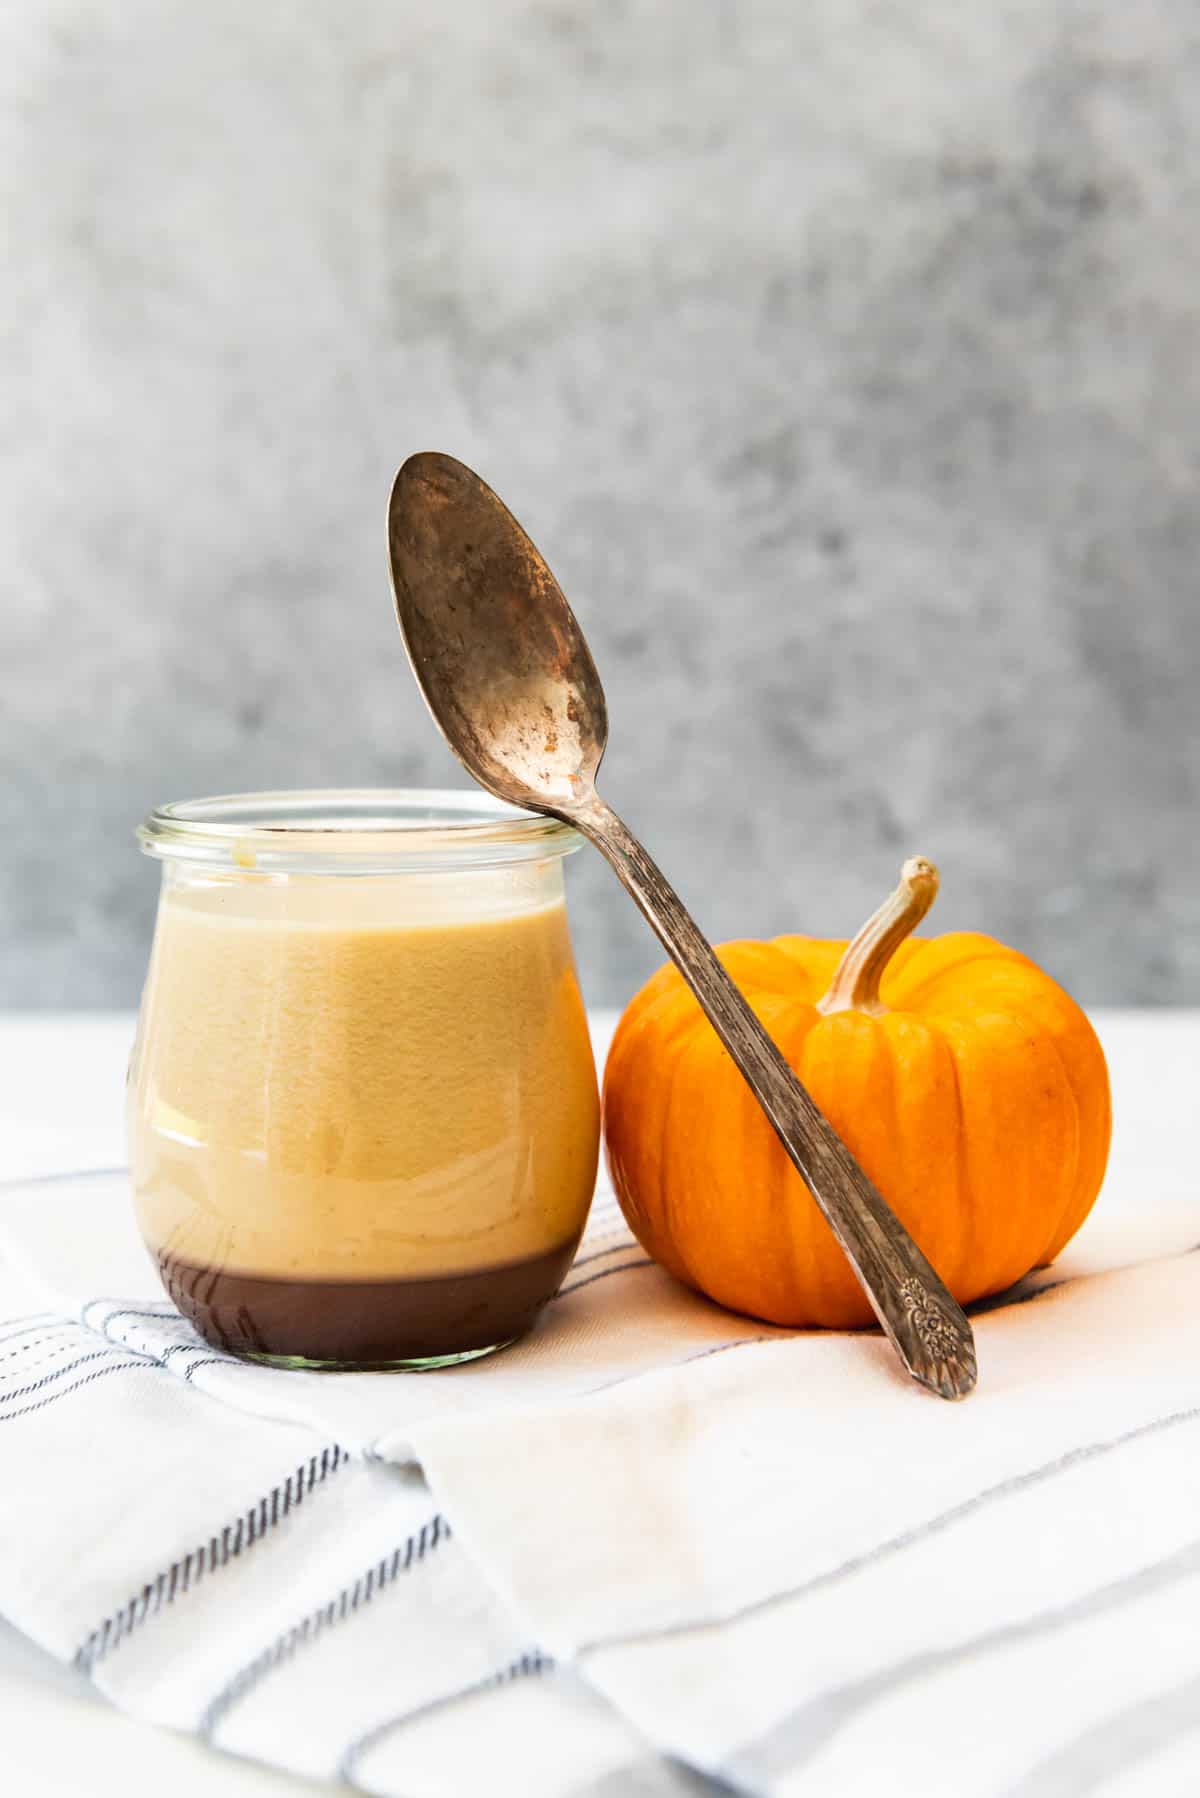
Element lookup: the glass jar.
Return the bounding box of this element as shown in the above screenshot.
[127,790,600,1370]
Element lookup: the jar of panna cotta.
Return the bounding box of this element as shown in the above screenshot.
[127,790,600,1370]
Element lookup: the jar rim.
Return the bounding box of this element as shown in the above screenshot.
[137,788,582,872]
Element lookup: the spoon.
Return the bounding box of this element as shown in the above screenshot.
[387,452,977,1400]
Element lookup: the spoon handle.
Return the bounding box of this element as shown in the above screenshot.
[575,797,977,1400]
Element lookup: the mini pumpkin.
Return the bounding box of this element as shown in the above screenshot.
[602,858,1110,1329]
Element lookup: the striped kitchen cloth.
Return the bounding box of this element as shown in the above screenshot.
[1,1165,1199,1796]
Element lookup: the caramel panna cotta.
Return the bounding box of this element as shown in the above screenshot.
[127,792,600,1369]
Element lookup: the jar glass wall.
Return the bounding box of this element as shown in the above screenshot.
[127,790,600,1369]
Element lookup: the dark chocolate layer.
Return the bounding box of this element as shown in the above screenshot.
[157,1239,578,1364]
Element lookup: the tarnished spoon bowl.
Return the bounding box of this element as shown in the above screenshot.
[388,453,607,809]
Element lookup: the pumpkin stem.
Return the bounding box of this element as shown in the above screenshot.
[816,857,940,1017]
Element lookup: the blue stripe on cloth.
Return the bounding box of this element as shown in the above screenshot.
[0,1166,128,1194]
[74,1444,351,1672]
[0,1315,63,1345]
[0,1329,88,1371]
[578,1398,1200,1658]
[337,1647,553,1781]
[199,1514,451,1740]
[556,1258,655,1300]
[722,1531,1200,1786]
[0,1360,159,1422]
[0,1347,154,1408]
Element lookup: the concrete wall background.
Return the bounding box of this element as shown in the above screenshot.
[3,0,1198,1010]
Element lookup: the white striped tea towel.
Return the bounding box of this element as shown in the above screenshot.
[1,1160,1199,1798]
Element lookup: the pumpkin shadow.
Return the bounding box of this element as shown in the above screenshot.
[967,1270,1067,1318]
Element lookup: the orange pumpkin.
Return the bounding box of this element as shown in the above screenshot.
[602,858,1111,1329]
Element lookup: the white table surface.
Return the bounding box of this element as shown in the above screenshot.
[0,1008,1196,1794]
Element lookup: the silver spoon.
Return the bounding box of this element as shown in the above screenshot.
[387,452,977,1400]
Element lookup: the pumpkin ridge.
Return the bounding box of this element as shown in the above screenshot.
[879,1014,905,1292]
[631,978,710,1070]
[948,1002,1082,1302]
[888,938,1034,1009]
[938,1010,1015,1301]
[768,936,845,1002]
[658,1005,719,1295]
[872,1011,941,1287]
[1004,994,1084,1271]
[922,1012,975,1301]
[643,1011,678,1277]
[640,978,695,1043]
[653,1000,708,1285]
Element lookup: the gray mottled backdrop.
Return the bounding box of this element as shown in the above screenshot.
[3,0,1198,1009]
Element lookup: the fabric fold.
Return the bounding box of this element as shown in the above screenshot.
[2,1161,1198,1796]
